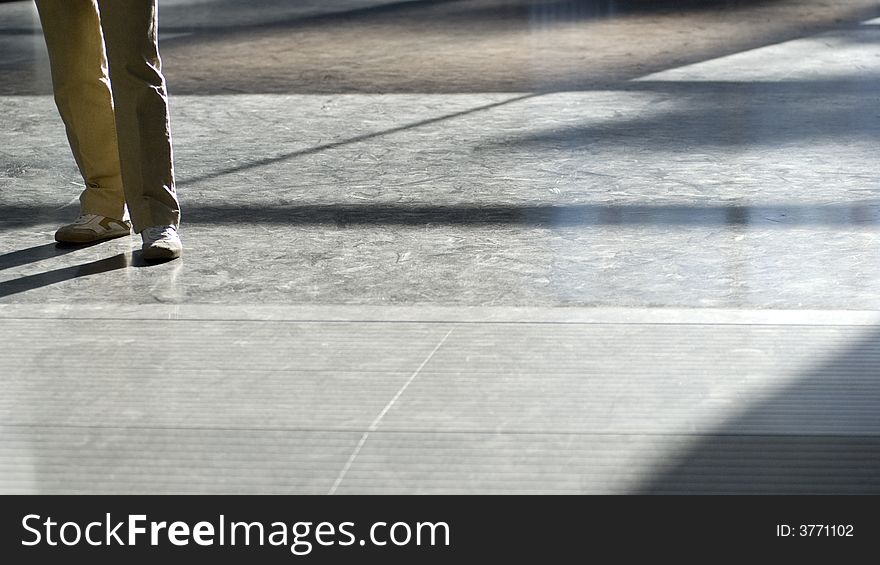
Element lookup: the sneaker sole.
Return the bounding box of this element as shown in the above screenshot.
[142,246,182,261]
[54,230,131,244]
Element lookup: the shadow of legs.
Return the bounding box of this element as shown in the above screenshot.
[0,253,131,299]
[0,242,104,272]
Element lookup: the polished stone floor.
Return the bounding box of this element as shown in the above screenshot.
[2,0,880,494]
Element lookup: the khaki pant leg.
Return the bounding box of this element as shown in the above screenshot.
[96,0,180,232]
[34,0,126,221]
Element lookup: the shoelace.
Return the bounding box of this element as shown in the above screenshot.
[72,214,98,225]
[143,225,177,241]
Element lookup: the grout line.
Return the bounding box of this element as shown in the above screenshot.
[2,422,879,439]
[327,326,455,495]
[2,306,880,327]
[1,315,879,328]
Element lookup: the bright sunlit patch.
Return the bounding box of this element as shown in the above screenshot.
[636,24,880,82]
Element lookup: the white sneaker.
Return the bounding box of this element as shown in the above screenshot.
[141,225,182,261]
[55,214,132,244]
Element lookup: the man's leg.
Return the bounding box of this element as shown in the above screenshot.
[96,0,181,240]
[34,0,128,226]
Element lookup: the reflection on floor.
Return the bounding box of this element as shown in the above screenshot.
[1,0,879,494]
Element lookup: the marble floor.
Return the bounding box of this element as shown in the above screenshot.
[2,0,880,493]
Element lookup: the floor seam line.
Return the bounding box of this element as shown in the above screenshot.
[1,315,879,328]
